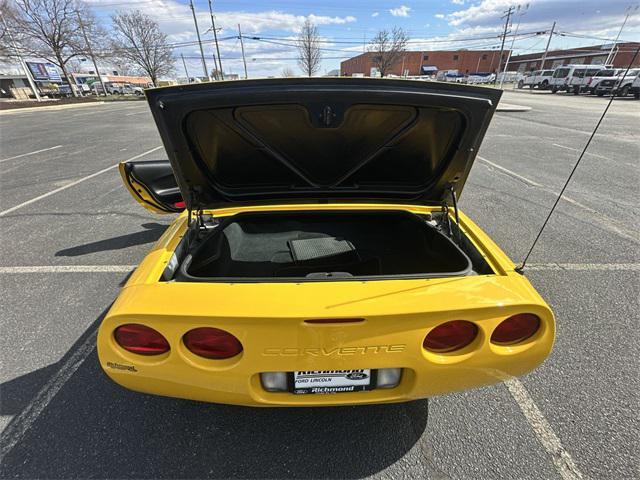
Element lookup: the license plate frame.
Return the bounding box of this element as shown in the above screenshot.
[289,369,377,395]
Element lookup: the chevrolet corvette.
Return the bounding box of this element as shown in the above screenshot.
[97,78,554,406]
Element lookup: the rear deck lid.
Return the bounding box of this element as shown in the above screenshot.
[146,78,501,209]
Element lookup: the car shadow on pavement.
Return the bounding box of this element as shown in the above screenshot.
[1,339,428,479]
[55,223,166,257]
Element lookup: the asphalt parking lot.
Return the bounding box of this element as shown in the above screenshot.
[0,89,638,479]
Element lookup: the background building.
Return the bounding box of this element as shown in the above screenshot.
[507,42,640,72]
[340,49,510,77]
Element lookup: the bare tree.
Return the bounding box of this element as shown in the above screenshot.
[297,18,321,77]
[281,67,295,78]
[110,10,174,87]
[368,27,409,77]
[9,0,99,96]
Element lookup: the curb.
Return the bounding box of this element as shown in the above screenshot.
[0,101,107,115]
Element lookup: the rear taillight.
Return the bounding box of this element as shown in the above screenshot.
[491,314,540,345]
[423,320,478,353]
[114,324,170,355]
[183,327,243,359]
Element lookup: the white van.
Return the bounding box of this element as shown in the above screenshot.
[567,65,606,94]
[549,65,593,93]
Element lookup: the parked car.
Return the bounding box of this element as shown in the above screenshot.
[518,70,553,89]
[631,73,640,99]
[549,65,592,93]
[97,79,555,407]
[595,68,640,97]
[567,65,606,94]
[109,83,145,95]
[586,68,624,94]
[466,72,495,84]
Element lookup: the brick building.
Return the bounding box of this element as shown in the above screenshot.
[507,42,640,72]
[340,49,509,77]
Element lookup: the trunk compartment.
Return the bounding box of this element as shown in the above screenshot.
[177,210,473,282]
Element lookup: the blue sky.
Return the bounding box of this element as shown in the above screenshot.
[82,0,640,78]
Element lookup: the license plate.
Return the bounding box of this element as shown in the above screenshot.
[292,369,374,394]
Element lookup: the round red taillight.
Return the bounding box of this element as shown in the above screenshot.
[491,313,540,345]
[183,327,243,359]
[114,324,170,355]
[423,320,478,353]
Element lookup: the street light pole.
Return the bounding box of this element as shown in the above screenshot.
[0,13,41,101]
[77,11,105,96]
[208,0,224,79]
[181,53,191,83]
[238,24,248,79]
[500,3,529,88]
[189,0,211,81]
[495,5,515,84]
[605,5,638,65]
[539,21,556,70]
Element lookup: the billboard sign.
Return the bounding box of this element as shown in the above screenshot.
[25,62,62,82]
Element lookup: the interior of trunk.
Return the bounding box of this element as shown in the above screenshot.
[177,210,472,281]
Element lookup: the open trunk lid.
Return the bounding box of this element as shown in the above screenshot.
[145,78,501,210]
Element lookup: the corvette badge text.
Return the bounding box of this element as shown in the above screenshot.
[262,344,406,356]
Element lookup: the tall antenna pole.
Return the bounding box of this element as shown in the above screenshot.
[181,53,191,83]
[189,0,210,81]
[500,3,528,88]
[494,5,515,84]
[539,21,556,70]
[605,5,638,65]
[76,11,105,95]
[0,13,41,101]
[207,0,224,79]
[238,24,248,79]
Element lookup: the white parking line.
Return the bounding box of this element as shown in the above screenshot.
[476,156,639,244]
[0,265,136,273]
[0,146,162,218]
[1,263,636,274]
[505,379,584,480]
[0,145,63,163]
[552,143,609,160]
[0,329,98,460]
[125,110,150,116]
[477,156,542,187]
[527,263,640,271]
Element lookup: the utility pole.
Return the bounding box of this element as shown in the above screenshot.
[539,21,556,70]
[605,5,638,65]
[207,0,224,79]
[495,5,515,84]
[238,24,248,79]
[181,53,191,83]
[0,13,41,101]
[500,3,529,88]
[189,0,211,81]
[77,11,104,96]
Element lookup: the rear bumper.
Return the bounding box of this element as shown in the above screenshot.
[97,284,554,407]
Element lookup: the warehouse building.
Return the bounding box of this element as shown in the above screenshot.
[340,49,509,77]
[507,42,640,72]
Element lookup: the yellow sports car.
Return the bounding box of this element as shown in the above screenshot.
[97,78,554,406]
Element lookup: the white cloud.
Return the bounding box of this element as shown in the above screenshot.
[389,5,411,17]
[372,12,379,17]
[434,13,445,19]
[452,0,465,4]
